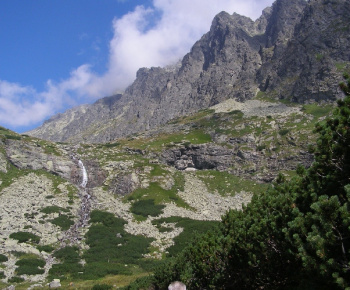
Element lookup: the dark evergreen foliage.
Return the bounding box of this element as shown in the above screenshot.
[92,284,113,290]
[15,258,45,275]
[0,254,8,263]
[9,231,40,244]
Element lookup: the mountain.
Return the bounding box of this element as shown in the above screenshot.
[0,0,349,288]
[27,0,350,143]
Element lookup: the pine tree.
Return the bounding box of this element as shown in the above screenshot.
[287,74,350,288]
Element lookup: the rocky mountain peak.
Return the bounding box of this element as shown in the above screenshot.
[258,0,350,102]
[27,0,350,143]
[264,0,307,47]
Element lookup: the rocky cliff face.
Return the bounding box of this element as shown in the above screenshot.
[258,0,350,102]
[27,0,350,143]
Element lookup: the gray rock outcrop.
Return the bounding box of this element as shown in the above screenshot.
[169,281,186,290]
[161,142,313,182]
[0,151,7,173]
[4,139,75,181]
[258,0,350,102]
[49,279,61,288]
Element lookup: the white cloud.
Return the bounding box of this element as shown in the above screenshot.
[0,0,274,131]
[0,65,95,128]
[79,0,274,97]
[0,81,56,128]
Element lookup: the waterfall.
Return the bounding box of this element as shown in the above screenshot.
[78,160,88,188]
[57,154,91,248]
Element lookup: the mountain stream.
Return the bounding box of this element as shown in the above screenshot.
[59,157,92,247]
[41,156,93,283]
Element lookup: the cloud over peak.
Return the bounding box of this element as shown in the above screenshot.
[0,0,273,132]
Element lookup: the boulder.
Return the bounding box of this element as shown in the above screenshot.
[49,279,61,288]
[168,281,186,290]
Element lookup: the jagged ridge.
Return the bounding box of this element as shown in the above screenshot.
[27,0,349,143]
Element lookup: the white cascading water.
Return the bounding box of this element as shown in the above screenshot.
[78,160,88,188]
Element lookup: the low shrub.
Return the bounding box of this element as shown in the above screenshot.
[302,103,332,118]
[152,217,220,256]
[53,246,80,263]
[0,253,8,262]
[130,199,165,218]
[195,170,268,196]
[120,275,155,290]
[101,142,120,148]
[128,181,189,209]
[257,144,266,151]
[89,210,126,229]
[92,284,113,290]
[40,205,69,214]
[9,231,40,244]
[83,210,153,279]
[49,246,83,280]
[50,214,74,230]
[4,134,21,140]
[37,245,55,253]
[15,258,45,275]
[228,110,244,118]
[10,251,25,257]
[16,258,45,267]
[8,276,24,283]
[279,128,290,136]
[81,262,132,280]
[48,262,83,280]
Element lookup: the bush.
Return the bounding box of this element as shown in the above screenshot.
[50,214,74,230]
[278,128,290,136]
[89,210,126,229]
[49,246,83,280]
[10,251,25,257]
[130,199,165,218]
[92,284,113,290]
[152,217,220,257]
[4,134,21,140]
[16,258,45,267]
[53,246,80,263]
[128,181,189,209]
[41,205,69,214]
[0,253,8,262]
[37,245,55,253]
[81,262,131,280]
[82,210,153,279]
[49,262,83,280]
[121,275,155,290]
[15,258,45,275]
[0,271,5,279]
[9,231,40,244]
[257,144,266,151]
[8,276,24,283]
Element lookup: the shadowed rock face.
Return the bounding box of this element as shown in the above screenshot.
[27,0,350,144]
[4,139,76,181]
[258,0,350,102]
[161,143,313,182]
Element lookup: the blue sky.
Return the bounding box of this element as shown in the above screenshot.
[0,0,274,133]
